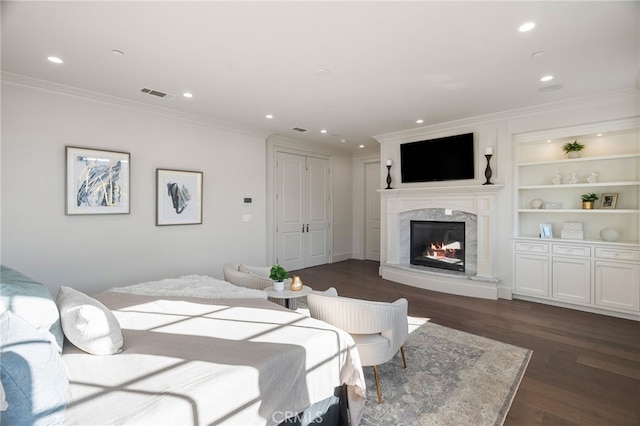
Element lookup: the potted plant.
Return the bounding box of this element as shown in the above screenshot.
[562,140,585,158]
[581,193,598,209]
[269,264,289,291]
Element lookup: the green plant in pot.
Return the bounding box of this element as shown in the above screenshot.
[562,140,585,158]
[581,192,598,209]
[270,264,289,291]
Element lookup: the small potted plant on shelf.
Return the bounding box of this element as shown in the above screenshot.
[581,193,598,209]
[562,140,585,158]
[269,264,289,292]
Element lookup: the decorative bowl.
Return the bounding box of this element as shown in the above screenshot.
[599,228,620,242]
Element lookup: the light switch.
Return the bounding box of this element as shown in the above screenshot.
[242,214,252,222]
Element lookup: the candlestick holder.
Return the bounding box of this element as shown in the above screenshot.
[483,154,493,185]
[386,165,392,189]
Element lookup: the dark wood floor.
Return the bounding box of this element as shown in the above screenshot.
[293,259,640,426]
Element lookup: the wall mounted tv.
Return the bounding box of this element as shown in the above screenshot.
[400,133,475,183]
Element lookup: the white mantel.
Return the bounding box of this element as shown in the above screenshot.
[379,184,504,299]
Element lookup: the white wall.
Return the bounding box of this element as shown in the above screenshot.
[373,89,639,297]
[1,82,269,295]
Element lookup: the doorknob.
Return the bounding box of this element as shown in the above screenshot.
[302,224,305,233]
[306,224,309,232]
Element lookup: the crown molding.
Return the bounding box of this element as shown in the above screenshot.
[374,88,639,144]
[1,72,272,139]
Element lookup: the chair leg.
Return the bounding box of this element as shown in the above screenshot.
[400,346,407,369]
[373,365,383,404]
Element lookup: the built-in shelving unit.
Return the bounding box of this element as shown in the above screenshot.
[512,119,640,320]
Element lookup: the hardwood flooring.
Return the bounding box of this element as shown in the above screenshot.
[292,259,640,426]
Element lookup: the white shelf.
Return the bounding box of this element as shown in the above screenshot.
[519,209,639,213]
[518,181,640,189]
[518,153,640,167]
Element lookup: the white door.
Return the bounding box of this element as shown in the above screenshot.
[275,152,331,271]
[365,162,381,261]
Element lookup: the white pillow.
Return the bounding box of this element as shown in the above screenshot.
[238,264,271,278]
[56,286,123,355]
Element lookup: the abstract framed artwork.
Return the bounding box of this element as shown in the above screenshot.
[156,169,203,226]
[600,193,618,209]
[66,146,130,215]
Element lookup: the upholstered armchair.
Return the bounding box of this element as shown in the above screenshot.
[223,263,274,290]
[307,288,409,404]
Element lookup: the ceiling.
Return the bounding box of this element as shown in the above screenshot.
[2,1,638,151]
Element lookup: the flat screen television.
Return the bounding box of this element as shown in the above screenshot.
[400,133,475,183]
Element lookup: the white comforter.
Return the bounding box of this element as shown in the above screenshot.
[63,281,365,426]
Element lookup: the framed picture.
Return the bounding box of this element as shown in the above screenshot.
[66,146,130,215]
[539,223,553,239]
[600,193,618,209]
[156,169,203,225]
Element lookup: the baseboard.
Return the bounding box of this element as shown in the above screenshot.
[331,252,351,263]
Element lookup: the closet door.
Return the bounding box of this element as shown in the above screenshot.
[275,152,331,271]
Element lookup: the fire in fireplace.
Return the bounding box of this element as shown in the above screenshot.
[410,220,465,272]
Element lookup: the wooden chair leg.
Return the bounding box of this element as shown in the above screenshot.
[400,346,407,369]
[373,365,383,404]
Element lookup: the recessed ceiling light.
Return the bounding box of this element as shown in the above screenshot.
[340,139,346,143]
[265,114,274,119]
[546,139,552,143]
[540,75,554,82]
[314,68,330,76]
[111,50,124,57]
[47,56,63,64]
[519,22,536,32]
[597,133,603,137]
[183,92,193,98]
[358,144,365,148]
[416,119,424,124]
[320,129,327,134]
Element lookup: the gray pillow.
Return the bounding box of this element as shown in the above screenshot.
[0,265,64,352]
[0,310,68,425]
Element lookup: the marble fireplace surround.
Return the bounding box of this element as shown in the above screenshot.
[380,185,504,300]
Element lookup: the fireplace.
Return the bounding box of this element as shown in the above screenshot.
[410,220,465,272]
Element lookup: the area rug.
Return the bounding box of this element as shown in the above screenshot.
[358,319,532,426]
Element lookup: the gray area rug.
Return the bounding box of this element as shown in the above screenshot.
[358,320,532,426]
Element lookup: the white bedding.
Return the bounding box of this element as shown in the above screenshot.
[109,274,268,300]
[63,280,365,426]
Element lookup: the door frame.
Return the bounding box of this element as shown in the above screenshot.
[266,137,333,267]
[351,153,382,260]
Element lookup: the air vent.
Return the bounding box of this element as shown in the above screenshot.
[140,88,174,99]
[291,127,308,133]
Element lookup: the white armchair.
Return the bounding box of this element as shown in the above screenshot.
[307,288,409,404]
[223,263,273,290]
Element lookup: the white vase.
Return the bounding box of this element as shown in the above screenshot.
[530,198,543,209]
[599,228,620,242]
[567,151,581,159]
[273,281,285,292]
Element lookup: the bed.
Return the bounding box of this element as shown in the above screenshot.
[0,270,366,426]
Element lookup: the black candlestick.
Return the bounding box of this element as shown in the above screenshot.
[386,165,392,189]
[483,154,493,185]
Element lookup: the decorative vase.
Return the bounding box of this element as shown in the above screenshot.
[568,151,582,159]
[290,275,303,291]
[600,228,620,242]
[582,201,594,210]
[530,198,543,209]
[273,281,285,292]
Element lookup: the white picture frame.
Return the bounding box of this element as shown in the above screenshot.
[539,223,553,239]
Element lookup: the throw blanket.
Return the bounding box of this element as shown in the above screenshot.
[109,274,268,299]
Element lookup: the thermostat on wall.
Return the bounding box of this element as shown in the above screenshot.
[243,197,253,205]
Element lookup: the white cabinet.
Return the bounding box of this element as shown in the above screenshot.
[515,252,549,296]
[513,238,640,319]
[595,260,640,312]
[552,256,591,304]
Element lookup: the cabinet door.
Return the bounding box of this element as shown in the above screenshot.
[552,257,591,304]
[595,261,640,312]
[515,254,549,296]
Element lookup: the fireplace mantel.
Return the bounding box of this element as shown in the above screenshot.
[379,184,504,299]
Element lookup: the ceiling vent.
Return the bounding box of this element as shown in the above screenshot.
[140,88,174,99]
[291,127,308,133]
